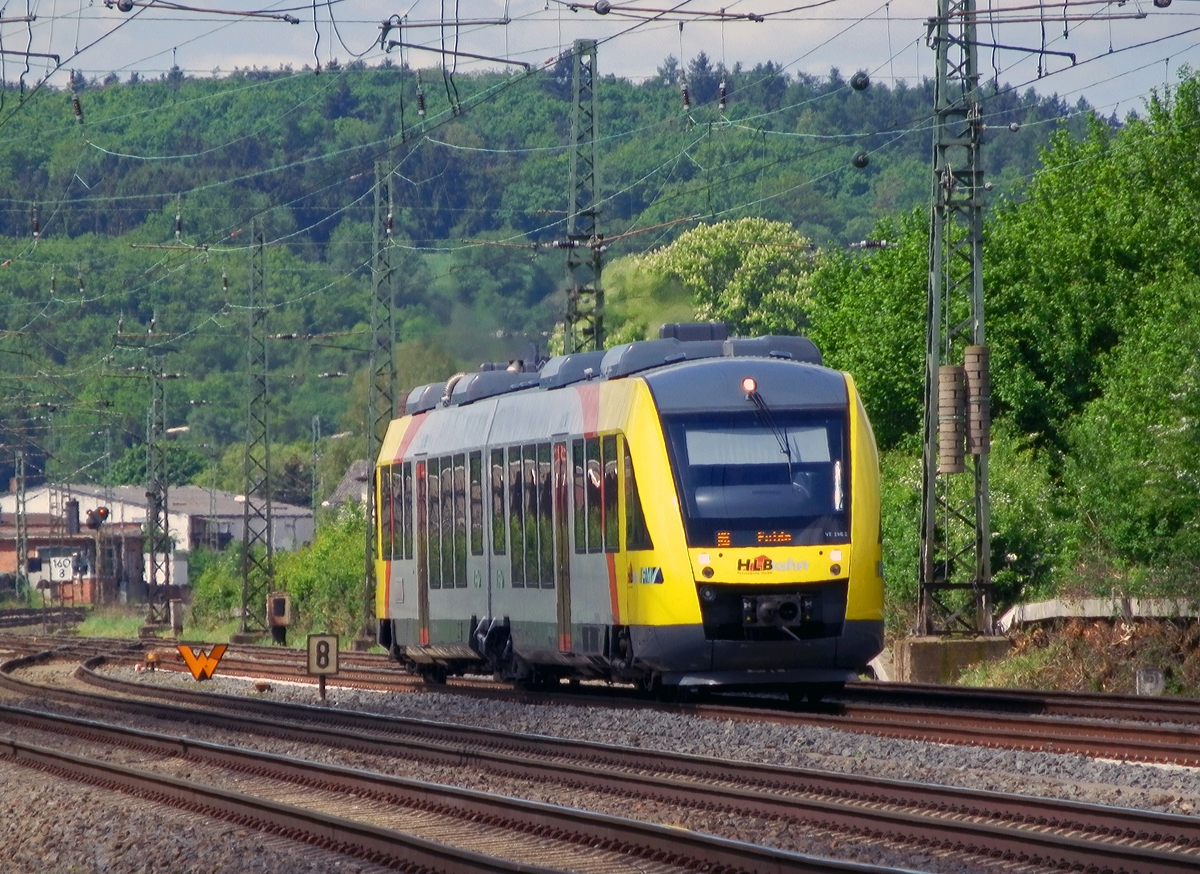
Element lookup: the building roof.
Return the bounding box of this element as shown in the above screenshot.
[0,512,143,539]
[3,484,311,518]
[324,460,370,507]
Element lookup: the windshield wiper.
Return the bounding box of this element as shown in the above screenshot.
[744,383,794,479]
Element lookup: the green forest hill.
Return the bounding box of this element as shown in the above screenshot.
[6,56,1197,631]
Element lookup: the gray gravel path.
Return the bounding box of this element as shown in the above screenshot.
[0,755,393,874]
[4,660,1200,873]
[101,664,1200,816]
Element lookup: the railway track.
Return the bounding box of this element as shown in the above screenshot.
[839,679,1200,724]
[5,651,1200,873]
[0,607,88,629]
[164,638,1200,729]
[82,641,1200,767]
[14,633,1200,766]
[0,700,897,873]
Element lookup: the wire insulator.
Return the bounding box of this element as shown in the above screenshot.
[175,214,182,240]
[680,80,690,110]
[77,271,84,292]
[386,213,394,238]
[32,206,39,239]
[718,80,727,111]
[222,272,228,294]
[72,96,83,124]
[416,88,427,118]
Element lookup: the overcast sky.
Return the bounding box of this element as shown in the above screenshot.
[5,1,1200,124]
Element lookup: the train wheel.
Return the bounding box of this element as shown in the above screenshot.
[421,665,447,685]
[805,683,842,703]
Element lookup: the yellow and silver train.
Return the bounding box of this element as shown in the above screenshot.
[373,326,883,696]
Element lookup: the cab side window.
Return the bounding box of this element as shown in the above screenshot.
[624,438,653,550]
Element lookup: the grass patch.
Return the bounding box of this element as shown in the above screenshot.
[77,608,278,646]
[958,640,1066,689]
[77,607,145,639]
[956,619,1200,696]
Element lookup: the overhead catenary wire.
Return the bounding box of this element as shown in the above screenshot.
[0,0,1180,381]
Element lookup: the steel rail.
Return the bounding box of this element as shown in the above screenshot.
[153,641,1200,732]
[75,647,1200,766]
[18,633,1200,763]
[0,737,566,874]
[5,656,1200,873]
[0,704,901,874]
[841,680,1200,725]
[0,607,88,628]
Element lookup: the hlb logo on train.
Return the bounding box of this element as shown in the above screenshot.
[737,556,809,573]
[177,644,227,681]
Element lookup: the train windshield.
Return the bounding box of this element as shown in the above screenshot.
[663,410,849,547]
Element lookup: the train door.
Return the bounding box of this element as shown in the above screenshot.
[415,459,430,646]
[553,440,571,652]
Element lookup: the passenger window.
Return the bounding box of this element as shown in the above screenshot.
[427,457,442,589]
[402,461,414,559]
[538,442,554,589]
[415,461,427,581]
[523,444,539,587]
[378,466,393,559]
[585,436,602,553]
[491,449,506,556]
[441,456,455,589]
[624,438,653,551]
[453,453,467,587]
[392,465,405,560]
[572,440,585,554]
[602,434,619,553]
[469,451,483,556]
[508,446,525,587]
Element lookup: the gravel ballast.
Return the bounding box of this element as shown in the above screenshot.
[97,663,1200,815]
[4,660,1200,873]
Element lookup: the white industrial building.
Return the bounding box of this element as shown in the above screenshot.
[0,483,313,560]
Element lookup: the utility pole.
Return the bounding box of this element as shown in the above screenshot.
[144,331,171,629]
[14,451,28,604]
[358,161,396,649]
[311,415,321,514]
[238,218,274,642]
[919,0,992,636]
[562,39,604,354]
[103,428,113,509]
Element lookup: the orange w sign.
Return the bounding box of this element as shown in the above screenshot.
[177,644,227,681]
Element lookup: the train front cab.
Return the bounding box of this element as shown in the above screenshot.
[620,358,885,692]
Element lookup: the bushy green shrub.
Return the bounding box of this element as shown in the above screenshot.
[188,547,242,630]
[1065,273,1200,569]
[878,423,1075,634]
[275,502,367,638]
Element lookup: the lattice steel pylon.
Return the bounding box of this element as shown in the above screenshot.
[145,336,171,626]
[14,451,28,603]
[360,161,396,644]
[563,39,604,354]
[919,0,993,636]
[241,218,274,637]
